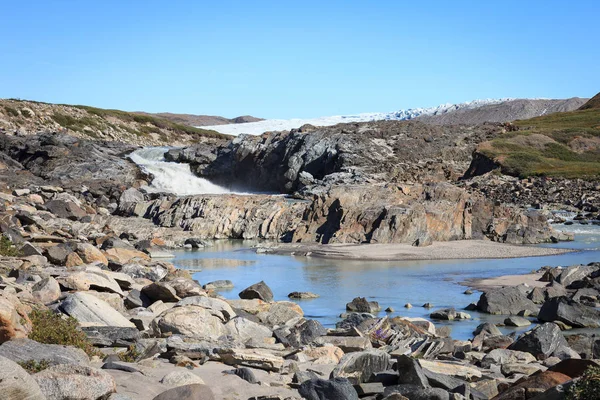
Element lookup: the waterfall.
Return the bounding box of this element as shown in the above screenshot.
[129,147,232,196]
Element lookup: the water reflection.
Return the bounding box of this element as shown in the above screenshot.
[172,226,600,341]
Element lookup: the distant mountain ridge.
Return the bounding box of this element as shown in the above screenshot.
[136,112,263,127]
[416,98,588,125]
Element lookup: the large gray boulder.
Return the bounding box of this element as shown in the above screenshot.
[152,384,215,400]
[44,199,87,220]
[538,296,600,328]
[476,285,538,315]
[509,323,571,358]
[346,297,381,313]
[299,378,359,400]
[32,276,61,305]
[556,265,598,288]
[142,282,181,303]
[238,281,273,302]
[331,350,391,384]
[0,338,89,366]
[60,292,136,328]
[34,364,116,400]
[0,355,45,400]
[480,348,536,368]
[150,305,228,339]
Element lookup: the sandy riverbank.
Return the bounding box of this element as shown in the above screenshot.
[465,272,548,291]
[257,240,572,261]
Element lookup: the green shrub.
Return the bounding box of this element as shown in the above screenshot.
[118,345,141,362]
[0,236,21,257]
[3,106,19,117]
[568,365,600,400]
[20,109,33,118]
[29,309,100,358]
[18,359,50,374]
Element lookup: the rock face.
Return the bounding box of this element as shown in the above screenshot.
[0,355,45,400]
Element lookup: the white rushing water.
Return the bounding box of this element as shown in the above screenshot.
[129,147,232,195]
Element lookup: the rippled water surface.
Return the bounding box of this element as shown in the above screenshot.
[172,223,600,340]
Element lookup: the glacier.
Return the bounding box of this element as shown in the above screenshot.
[200,98,513,136]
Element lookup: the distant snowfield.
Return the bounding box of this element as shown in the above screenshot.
[200,98,513,136]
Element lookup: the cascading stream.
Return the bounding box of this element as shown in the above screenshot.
[129,147,232,196]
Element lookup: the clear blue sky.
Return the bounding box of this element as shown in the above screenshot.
[1,1,598,119]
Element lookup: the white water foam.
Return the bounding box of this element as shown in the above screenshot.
[129,147,232,196]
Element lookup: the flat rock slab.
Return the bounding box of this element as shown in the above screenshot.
[0,338,89,366]
[60,292,136,328]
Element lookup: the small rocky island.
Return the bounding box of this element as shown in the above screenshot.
[0,95,599,399]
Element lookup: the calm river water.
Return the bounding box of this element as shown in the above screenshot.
[172,224,600,341]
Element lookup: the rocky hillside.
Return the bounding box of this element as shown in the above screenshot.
[579,92,600,110]
[464,93,600,179]
[0,99,230,146]
[416,98,587,125]
[168,120,504,194]
[136,112,263,127]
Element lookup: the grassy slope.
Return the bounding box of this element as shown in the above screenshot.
[1,99,229,143]
[478,100,600,178]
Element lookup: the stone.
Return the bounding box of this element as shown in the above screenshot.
[32,276,61,305]
[0,293,31,343]
[168,278,204,298]
[232,367,258,384]
[101,360,142,374]
[473,322,502,337]
[0,338,89,366]
[556,265,598,288]
[491,371,570,400]
[142,282,181,303]
[504,316,531,327]
[59,269,124,296]
[480,348,536,369]
[20,242,43,257]
[160,370,205,387]
[538,296,600,328]
[81,326,140,347]
[319,336,372,353]
[293,370,321,384]
[354,382,385,396]
[281,319,328,348]
[430,308,457,320]
[34,364,116,400]
[260,301,304,326]
[239,281,274,302]
[288,291,319,299]
[76,243,108,265]
[177,296,236,320]
[151,384,216,400]
[419,359,482,380]
[203,280,234,290]
[501,363,545,376]
[299,378,359,400]
[60,292,135,328]
[331,350,391,384]
[225,317,273,343]
[336,312,375,329]
[124,289,151,309]
[477,285,538,315]
[301,345,345,364]
[45,243,73,265]
[65,252,84,267]
[548,358,600,378]
[346,297,381,313]
[151,305,228,339]
[218,348,284,372]
[44,199,87,220]
[0,355,45,400]
[104,248,150,264]
[509,322,570,358]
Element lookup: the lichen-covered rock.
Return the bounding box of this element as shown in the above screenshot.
[34,364,116,400]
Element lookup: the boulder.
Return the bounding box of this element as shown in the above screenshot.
[142,282,181,303]
[151,384,215,400]
[176,296,236,320]
[346,297,381,313]
[103,248,150,264]
[538,296,600,328]
[480,348,536,368]
[0,293,31,343]
[288,291,319,299]
[34,364,116,400]
[331,349,391,384]
[233,367,258,384]
[476,285,538,315]
[218,348,284,372]
[260,301,304,326]
[318,336,372,353]
[504,316,531,327]
[124,289,152,309]
[65,252,84,267]
[0,338,89,366]
[509,323,570,358]
[167,278,204,298]
[299,378,359,400]
[280,319,327,348]
[0,355,45,400]
[491,371,571,400]
[76,243,108,265]
[32,276,61,305]
[59,269,123,296]
[60,292,135,328]
[203,280,233,290]
[473,322,502,337]
[151,305,228,339]
[395,355,429,387]
[45,243,73,265]
[44,199,87,220]
[81,326,140,347]
[160,370,205,387]
[239,281,273,302]
[430,308,457,321]
[225,317,273,343]
[556,265,598,288]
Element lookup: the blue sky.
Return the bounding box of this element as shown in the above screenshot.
[1,1,598,119]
